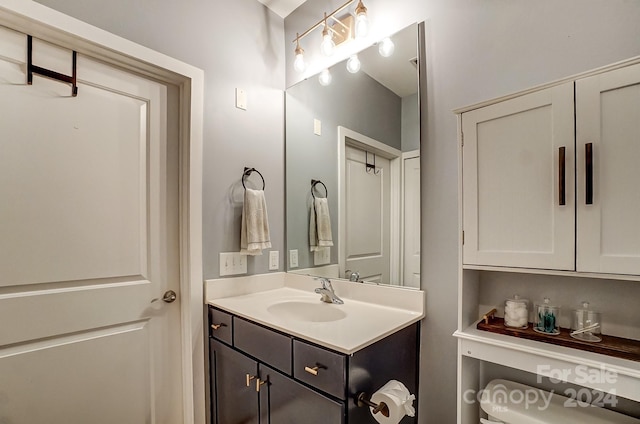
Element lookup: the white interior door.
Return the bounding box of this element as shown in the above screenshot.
[462,82,575,270]
[344,145,391,283]
[0,27,183,423]
[576,62,640,275]
[403,154,420,288]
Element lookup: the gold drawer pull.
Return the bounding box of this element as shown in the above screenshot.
[246,374,256,387]
[256,378,267,392]
[304,364,326,376]
[211,323,227,330]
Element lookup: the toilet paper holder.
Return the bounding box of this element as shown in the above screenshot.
[356,392,390,417]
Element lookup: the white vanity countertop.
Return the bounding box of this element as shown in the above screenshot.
[205,273,425,354]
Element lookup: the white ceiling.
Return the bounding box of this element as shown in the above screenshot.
[257,0,307,18]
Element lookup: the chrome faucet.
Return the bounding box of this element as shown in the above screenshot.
[345,269,360,282]
[314,278,344,304]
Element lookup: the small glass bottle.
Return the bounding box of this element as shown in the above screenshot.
[534,297,560,335]
[504,294,528,329]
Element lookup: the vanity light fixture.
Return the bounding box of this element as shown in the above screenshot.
[318,68,332,86]
[291,0,369,72]
[346,54,361,73]
[293,34,306,72]
[378,37,395,57]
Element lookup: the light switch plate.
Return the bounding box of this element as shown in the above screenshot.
[236,88,247,110]
[314,247,330,265]
[289,249,299,268]
[313,118,321,135]
[269,250,279,271]
[219,252,247,276]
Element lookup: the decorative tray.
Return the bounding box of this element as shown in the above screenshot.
[477,315,640,362]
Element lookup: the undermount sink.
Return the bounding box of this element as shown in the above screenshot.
[267,300,347,323]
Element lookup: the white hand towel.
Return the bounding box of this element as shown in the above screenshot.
[240,188,271,255]
[310,197,333,252]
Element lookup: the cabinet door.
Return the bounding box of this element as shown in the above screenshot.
[210,339,259,424]
[259,364,345,424]
[462,83,575,269]
[576,62,640,275]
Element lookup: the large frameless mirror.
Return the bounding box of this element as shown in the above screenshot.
[285,23,420,288]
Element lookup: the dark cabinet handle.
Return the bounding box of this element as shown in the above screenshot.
[558,146,566,206]
[585,143,593,205]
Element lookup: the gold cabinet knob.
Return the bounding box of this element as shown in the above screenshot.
[245,374,256,387]
[304,366,320,376]
[256,378,267,392]
[211,323,227,330]
[304,363,326,376]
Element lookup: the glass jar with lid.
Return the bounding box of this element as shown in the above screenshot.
[534,297,560,335]
[571,301,601,342]
[504,294,528,329]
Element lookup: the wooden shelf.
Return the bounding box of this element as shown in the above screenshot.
[455,324,640,403]
[477,317,640,363]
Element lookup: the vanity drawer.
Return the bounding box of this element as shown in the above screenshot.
[208,307,233,344]
[293,340,346,399]
[233,317,292,374]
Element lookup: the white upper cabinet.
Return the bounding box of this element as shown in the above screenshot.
[462,62,640,276]
[462,83,575,270]
[576,63,640,275]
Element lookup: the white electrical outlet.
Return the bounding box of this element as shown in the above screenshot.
[235,88,247,110]
[289,249,299,268]
[314,247,330,265]
[269,250,279,271]
[219,252,247,276]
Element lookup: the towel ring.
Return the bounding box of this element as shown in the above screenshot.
[242,167,265,190]
[311,179,328,199]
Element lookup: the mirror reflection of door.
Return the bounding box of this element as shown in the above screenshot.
[345,145,391,284]
[403,153,420,288]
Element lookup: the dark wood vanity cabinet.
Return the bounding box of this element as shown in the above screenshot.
[210,339,259,424]
[259,363,345,424]
[208,306,419,424]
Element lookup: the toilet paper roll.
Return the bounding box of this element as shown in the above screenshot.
[369,380,415,424]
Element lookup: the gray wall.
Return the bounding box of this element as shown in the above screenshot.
[36,0,287,280]
[286,64,402,270]
[402,93,419,152]
[283,1,640,422]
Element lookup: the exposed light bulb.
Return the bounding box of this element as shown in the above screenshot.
[320,27,335,56]
[319,69,332,86]
[294,52,306,72]
[378,37,395,57]
[346,54,361,73]
[293,34,306,73]
[354,0,369,38]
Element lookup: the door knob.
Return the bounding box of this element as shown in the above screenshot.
[162,290,177,303]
